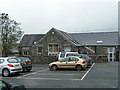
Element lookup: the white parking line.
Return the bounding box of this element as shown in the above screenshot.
[20,77,81,81]
[17,69,48,78]
[81,63,95,80]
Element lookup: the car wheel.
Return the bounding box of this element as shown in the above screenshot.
[2,69,10,77]
[15,72,20,75]
[26,69,31,72]
[76,65,82,71]
[51,65,57,71]
[22,68,25,72]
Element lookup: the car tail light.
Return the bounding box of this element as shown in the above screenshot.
[82,61,86,64]
[7,64,14,67]
[23,62,27,64]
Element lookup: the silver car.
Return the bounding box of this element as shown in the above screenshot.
[0,57,22,77]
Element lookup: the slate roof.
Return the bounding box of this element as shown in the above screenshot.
[21,34,45,46]
[52,28,81,46]
[69,32,118,46]
[21,28,118,47]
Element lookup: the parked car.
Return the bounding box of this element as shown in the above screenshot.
[16,57,32,72]
[49,56,87,71]
[58,52,79,60]
[0,57,22,77]
[0,80,26,90]
[78,54,92,67]
[58,52,92,67]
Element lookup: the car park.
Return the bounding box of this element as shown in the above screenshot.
[49,56,87,71]
[0,57,22,77]
[0,80,26,90]
[16,57,32,72]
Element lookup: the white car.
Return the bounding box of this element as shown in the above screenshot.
[58,52,79,61]
[0,57,22,77]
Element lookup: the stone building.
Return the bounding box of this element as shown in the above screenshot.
[21,28,119,63]
[0,35,2,57]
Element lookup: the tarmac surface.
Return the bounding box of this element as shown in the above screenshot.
[1,62,119,89]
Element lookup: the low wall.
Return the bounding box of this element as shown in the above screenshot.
[28,56,58,64]
[27,55,108,64]
[89,55,108,63]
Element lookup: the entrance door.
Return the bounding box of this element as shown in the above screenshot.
[107,48,115,62]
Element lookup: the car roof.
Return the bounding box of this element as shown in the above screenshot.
[0,57,9,59]
[79,54,87,56]
[0,57,16,60]
[65,56,80,58]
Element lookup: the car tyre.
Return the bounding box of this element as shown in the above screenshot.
[26,69,31,72]
[2,69,10,77]
[22,68,25,72]
[51,65,57,71]
[76,65,82,71]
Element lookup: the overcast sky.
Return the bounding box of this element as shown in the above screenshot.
[0,0,119,34]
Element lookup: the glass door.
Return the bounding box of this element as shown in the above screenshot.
[107,48,115,62]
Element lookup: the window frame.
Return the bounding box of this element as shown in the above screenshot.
[48,43,59,56]
[23,51,30,56]
[37,46,43,55]
[70,57,79,62]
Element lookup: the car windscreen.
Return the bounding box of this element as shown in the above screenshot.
[60,53,65,58]
[7,58,19,63]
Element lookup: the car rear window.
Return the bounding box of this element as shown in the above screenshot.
[0,59,4,64]
[16,58,22,62]
[7,58,19,63]
[20,57,31,62]
[80,55,89,61]
[24,58,31,62]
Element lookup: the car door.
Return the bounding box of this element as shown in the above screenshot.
[67,57,78,68]
[58,58,69,68]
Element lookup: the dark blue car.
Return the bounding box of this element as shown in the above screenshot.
[16,57,32,72]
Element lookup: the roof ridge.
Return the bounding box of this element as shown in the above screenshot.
[69,31,118,34]
[24,34,45,35]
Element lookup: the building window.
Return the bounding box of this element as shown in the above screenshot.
[23,51,29,56]
[37,47,42,55]
[64,47,71,52]
[107,47,115,53]
[48,44,59,56]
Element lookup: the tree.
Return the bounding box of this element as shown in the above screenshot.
[0,13,23,56]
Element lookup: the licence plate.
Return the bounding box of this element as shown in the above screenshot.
[15,65,20,67]
[28,62,31,64]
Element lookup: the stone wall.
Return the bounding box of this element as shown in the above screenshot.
[89,55,108,63]
[28,56,58,64]
[31,29,78,56]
